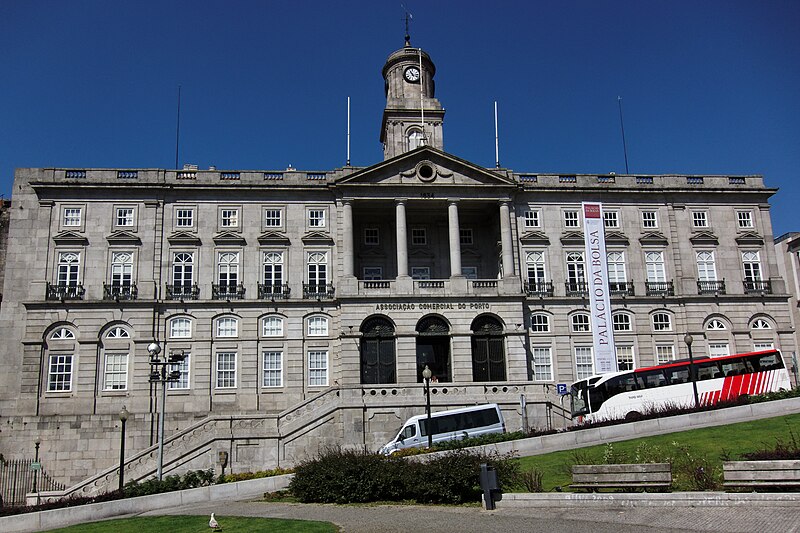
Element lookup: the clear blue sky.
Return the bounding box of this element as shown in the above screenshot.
[1,1,798,236]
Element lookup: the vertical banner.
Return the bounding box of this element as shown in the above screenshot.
[583,202,618,374]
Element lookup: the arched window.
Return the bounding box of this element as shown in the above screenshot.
[360,317,396,384]
[751,318,771,330]
[471,316,506,382]
[408,129,425,150]
[216,317,239,338]
[706,319,727,330]
[570,313,591,333]
[612,313,632,332]
[530,314,550,333]
[169,317,192,338]
[262,316,284,337]
[105,326,130,339]
[50,327,75,340]
[416,316,451,382]
[307,316,329,336]
[651,312,672,332]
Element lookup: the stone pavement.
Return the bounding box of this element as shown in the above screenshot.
[145,499,800,533]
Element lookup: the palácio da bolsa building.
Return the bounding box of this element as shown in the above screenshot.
[0,38,796,492]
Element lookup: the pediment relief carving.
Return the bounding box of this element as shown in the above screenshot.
[639,232,669,246]
[105,230,141,245]
[735,232,764,246]
[689,231,719,245]
[301,231,335,245]
[53,231,88,246]
[520,231,551,246]
[213,231,247,245]
[560,231,585,245]
[409,248,434,258]
[167,231,201,245]
[257,231,290,246]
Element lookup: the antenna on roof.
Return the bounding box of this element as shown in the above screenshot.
[617,96,630,174]
[174,85,182,170]
[346,96,351,166]
[494,101,500,168]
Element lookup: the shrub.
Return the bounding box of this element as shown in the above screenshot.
[218,467,294,483]
[123,469,215,497]
[519,468,544,492]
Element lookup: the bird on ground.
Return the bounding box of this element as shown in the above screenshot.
[209,512,222,531]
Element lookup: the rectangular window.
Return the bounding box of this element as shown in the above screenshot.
[47,354,73,392]
[696,251,718,281]
[524,210,540,228]
[307,251,328,286]
[103,353,128,390]
[742,251,763,282]
[616,345,635,371]
[168,353,190,389]
[63,207,82,227]
[111,252,133,287]
[115,207,134,227]
[461,266,478,279]
[736,210,754,229]
[308,350,328,386]
[264,209,283,228]
[656,345,675,365]
[308,209,326,228]
[216,352,237,388]
[532,347,553,381]
[411,267,430,280]
[57,252,81,286]
[613,313,632,332]
[459,228,473,246]
[645,251,666,282]
[176,208,194,228]
[692,211,709,228]
[753,342,774,351]
[262,251,284,287]
[411,228,427,245]
[531,314,550,332]
[363,267,383,280]
[364,227,379,245]
[220,208,239,228]
[603,210,619,229]
[172,252,194,286]
[641,210,658,228]
[709,343,730,358]
[263,351,283,387]
[170,317,192,338]
[563,210,580,228]
[575,347,594,379]
[217,251,240,286]
[652,313,672,331]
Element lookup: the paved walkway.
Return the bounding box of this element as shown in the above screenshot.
[145,499,800,533]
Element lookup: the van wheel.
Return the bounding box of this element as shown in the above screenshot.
[624,411,642,421]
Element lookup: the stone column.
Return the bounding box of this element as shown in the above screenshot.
[448,200,462,277]
[499,200,515,279]
[342,200,354,277]
[396,200,409,278]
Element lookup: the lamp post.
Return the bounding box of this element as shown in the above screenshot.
[33,437,41,505]
[118,405,129,492]
[684,334,700,408]
[147,342,185,481]
[422,365,433,448]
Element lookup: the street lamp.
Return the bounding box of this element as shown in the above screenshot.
[147,342,185,480]
[422,365,433,448]
[33,437,41,506]
[684,334,700,409]
[118,405,129,492]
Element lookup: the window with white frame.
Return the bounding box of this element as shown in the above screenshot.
[111,252,133,287]
[364,227,379,245]
[411,228,427,245]
[692,211,709,228]
[532,347,553,381]
[47,354,73,392]
[645,251,667,282]
[115,207,134,227]
[563,209,580,228]
[168,352,190,389]
[571,313,591,332]
[363,267,383,280]
[103,353,128,390]
[216,317,239,337]
[51,327,75,340]
[262,316,284,337]
[63,207,82,227]
[652,312,672,331]
[753,342,774,351]
[616,345,635,371]
[603,210,620,229]
[575,347,594,379]
[216,352,237,388]
[169,317,192,338]
[105,326,130,339]
[706,319,727,330]
[262,351,283,387]
[262,251,284,287]
[612,313,632,332]
[220,208,239,228]
[307,251,328,287]
[696,251,718,281]
[264,208,282,228]
[218,251,240,286]
[459,228,473,246]
[308,350,329,386]
[526,251,546,285]
[461,266,478,279]
[57,252,81,286]
[411,267,430,280]
[176,208,194,228]
[641,210,658,228]
[530,314,550,333]
[307,316,329,336]
[566,252,586,285]
[606,251,627,288]
[308,209,326,228]
[172,252,194,287]
[752,318,771,330]
[709,343,730,358]
[742,251,763,281]
[736,210,754,229]
[523,210,541,228]
[656,345,675,365]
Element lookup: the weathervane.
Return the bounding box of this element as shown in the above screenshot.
[402,4,412,46]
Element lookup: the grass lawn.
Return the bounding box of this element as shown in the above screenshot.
[516,413,800,492]
[42,515,337,533]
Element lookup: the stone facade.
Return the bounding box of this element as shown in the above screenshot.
[0,41,796,487]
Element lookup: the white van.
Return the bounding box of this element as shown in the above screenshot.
[379,403,505,455]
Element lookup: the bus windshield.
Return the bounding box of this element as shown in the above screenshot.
[570,381,589,417]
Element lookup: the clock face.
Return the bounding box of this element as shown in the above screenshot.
[404,66,420,83]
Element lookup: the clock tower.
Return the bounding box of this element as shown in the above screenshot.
[380,39,445,159]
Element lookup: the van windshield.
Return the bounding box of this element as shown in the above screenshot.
[397,424,416,441]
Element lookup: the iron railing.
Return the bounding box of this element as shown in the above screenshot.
[524,280,554,297]
[212,283,246,300]
[0,458,65,507]
[565,281,588,297]
[103,283,138,301]
[303,283,335,299]
[166,284,200,300]
[257,283,291,299]
[645,280,674,296]
[609,281,635,296]
[697,280,726,295]
[45,283,85,301]
[744,280,772,295]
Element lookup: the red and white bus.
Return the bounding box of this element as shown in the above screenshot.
[569,349,792,423]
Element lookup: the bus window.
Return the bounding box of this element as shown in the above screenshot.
[720,360,748,376]
[603,374,638,397]
[696,360,722,380]
[751,352,784,371]
[636,369,667,389]
[665,367,689,384]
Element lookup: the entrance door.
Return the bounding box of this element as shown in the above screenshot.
[416,316,451,382]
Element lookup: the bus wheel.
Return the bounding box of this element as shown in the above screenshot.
[624,411,642,421]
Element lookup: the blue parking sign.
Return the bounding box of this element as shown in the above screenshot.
[556,383,568,395]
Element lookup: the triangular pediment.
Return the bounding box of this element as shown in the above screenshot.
[519,231,551,246]
[639,232,669,246]
[301,231,335,245]
[409,248,434,258]
[689,231,719,245]
[604,231,629,246]
[461,248,481,259]
[358,248,387,259]
[560,231,585,245]
[735,232,764,246]
[257,231,290,246]
[213,231,247,245]
[106,230,141,245]
[53,231,88,245]
[335,146,516,189]
[167,231,202,245]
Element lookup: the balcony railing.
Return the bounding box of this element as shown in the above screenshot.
[103,283,138,301]
[609,281,635,297]
[744,280,772,295]
[697,280,726,295]
[166,284,200,300]
[645,280,674,296]
[212,283,246,300]
[471,280,498,288]
[258,283,291,299]
[362,281,391,289]
[565,281,588,297]
[46,283,85,301]
[303,283,335,299]
[525,280,554,297]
